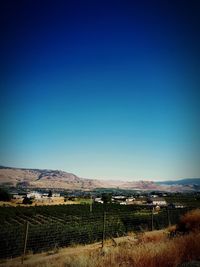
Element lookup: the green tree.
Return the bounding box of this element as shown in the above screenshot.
[48,190,52,197]
[101,193,112,204]
[0,188,11,201]
[22,196,33,204]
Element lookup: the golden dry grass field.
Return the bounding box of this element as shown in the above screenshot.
[0,197,91,207]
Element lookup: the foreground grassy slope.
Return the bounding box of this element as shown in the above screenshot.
[1,209,200,267]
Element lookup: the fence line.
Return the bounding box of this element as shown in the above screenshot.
[0,206,198,260]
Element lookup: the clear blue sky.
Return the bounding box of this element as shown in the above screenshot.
[1,0,200,180]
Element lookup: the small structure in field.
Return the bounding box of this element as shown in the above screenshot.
[94,197,103,204]
[152,197,167,207]
[147,197,167,207]
[27,191,42,199]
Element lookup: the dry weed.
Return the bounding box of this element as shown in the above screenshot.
[137,229,168,244]
[178,209,200,233]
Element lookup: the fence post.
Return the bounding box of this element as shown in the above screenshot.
[102,211,106,248]
[21,221,29,264]
[90,195,93,213]
[151,207,154,231]
[167,207,171,227]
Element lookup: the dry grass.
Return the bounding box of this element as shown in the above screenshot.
[2,231,200,267]
[0,198,83,207]
[136,229,168,244]
[66,232,200,267]
[177,209,200,233]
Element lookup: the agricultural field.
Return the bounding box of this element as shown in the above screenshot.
[0,197,92,207]
[164,194,200,207]
[1,208,200,267]
[0,203,194,260]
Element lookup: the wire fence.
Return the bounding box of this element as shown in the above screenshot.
[0,206,196,261]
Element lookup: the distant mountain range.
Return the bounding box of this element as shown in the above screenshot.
[0,166,199,192]
[156,178,200,186]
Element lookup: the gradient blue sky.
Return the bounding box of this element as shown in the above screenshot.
[1,0,200,180]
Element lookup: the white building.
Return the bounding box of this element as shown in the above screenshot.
[126,197,135,202]
[152,198,167,206]
[52,193,60,197]
[94,198,103,204]
[27,191,42,199]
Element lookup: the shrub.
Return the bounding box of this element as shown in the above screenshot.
[177,209,200,233]
[0,188,11,201]
[23,197,33,205]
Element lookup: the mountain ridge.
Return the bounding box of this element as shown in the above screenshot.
[0,166,199,191]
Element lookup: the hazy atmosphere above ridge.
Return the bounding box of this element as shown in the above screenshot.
[0,0,200,180]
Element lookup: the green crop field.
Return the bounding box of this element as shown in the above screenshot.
[0,203,198,260]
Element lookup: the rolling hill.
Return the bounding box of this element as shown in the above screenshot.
[0,166,199,191]
[0,166,105,190]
